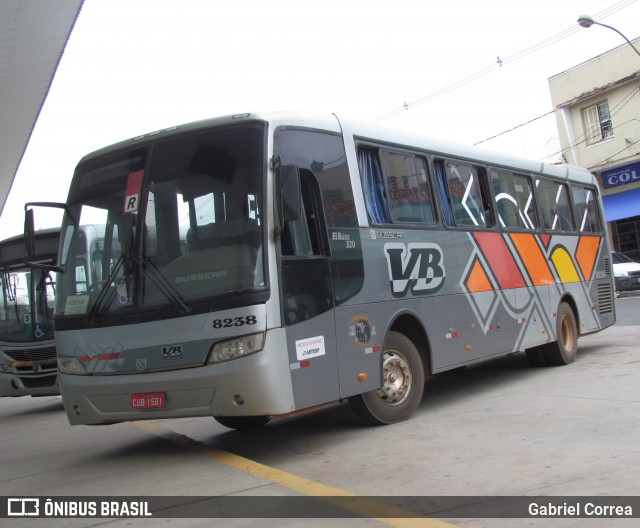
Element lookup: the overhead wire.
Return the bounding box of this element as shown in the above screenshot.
[590,126,640,167]
[472,109,558,146]
[372,0,638,125]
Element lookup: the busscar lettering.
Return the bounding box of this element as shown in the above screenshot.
[371,229,405,240]
[384,242,445,297]
[175,270,227,284]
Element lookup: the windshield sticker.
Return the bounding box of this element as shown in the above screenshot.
[64,295,90,315]
[116,281,133,307]
[295,336,325,361]
[123,170,144,214]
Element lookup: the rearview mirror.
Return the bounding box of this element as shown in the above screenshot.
[24,209,36,260]
[24,202,76,271]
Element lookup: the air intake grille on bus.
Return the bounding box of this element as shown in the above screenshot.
[597,284,614,314]
[604,257,611,277]
[4,346,57,362]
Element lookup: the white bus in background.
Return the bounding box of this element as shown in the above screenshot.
[0,229,59,397]
[25,112,615,428]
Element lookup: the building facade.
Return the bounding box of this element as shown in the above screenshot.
[548,37,640,260]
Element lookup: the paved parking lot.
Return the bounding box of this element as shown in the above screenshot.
[1,294,639,527]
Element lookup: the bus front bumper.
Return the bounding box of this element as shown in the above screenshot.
[0,372,59,398]
[58,347,296,425]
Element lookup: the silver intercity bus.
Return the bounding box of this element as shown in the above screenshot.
[24,112,615,428]
[0,229,59,397]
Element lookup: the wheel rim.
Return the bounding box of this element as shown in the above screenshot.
[376,350,412,406]
[560,315,575,352]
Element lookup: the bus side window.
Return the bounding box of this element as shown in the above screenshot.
[434,161,454,226]
[379,151,435,224]
[491,170,537,230]
[282,170,326,257]
[536,179,575,232]
[442,161,492,228]
[357,148,390,225]
[571,185,602,233]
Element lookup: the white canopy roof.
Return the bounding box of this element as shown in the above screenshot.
[0,0,84,216]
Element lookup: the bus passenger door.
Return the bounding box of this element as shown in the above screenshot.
[278,169,340,411]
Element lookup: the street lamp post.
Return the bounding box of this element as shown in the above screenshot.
[577,15,640,58]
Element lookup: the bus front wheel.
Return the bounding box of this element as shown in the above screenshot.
[349,331,425,426]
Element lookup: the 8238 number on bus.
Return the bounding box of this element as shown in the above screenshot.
[212,316,258,328]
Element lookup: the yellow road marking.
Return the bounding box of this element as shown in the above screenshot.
[133,420,458,528]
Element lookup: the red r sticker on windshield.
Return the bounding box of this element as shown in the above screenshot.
[123,170,144,213]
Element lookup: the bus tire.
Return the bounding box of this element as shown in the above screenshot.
[214,416,270,430]
[525,345,548,367]
[349,331,425,426]
[542,302,578,366]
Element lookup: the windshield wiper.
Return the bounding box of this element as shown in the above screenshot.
[134,255,190,314]
[85,253,126,324]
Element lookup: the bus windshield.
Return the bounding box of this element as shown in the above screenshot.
[0,268,55,343]
[56,122,266,321]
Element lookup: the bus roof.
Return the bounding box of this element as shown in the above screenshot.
[77,111,596,187]
[0,228,59,270]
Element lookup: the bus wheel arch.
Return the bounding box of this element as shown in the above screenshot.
[349,315,429,425]
[559,294,580,334]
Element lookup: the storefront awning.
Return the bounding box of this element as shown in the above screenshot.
[602,187,640,222]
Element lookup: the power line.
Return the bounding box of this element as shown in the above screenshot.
[590,134,640,168]
[474,84,638,154]
[473,109,558,146]
[372,0,638,123]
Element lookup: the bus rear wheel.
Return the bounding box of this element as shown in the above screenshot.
[525,345,548,367]
[214,416,270,430]
[541,302,578,365]
[349,331,425,426]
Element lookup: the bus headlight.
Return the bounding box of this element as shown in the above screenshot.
[208,333,265,364]
[58,357,87,375]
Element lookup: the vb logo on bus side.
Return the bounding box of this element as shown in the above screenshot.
[384,243,445,297]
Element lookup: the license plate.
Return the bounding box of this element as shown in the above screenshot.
[130,392,165,409]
